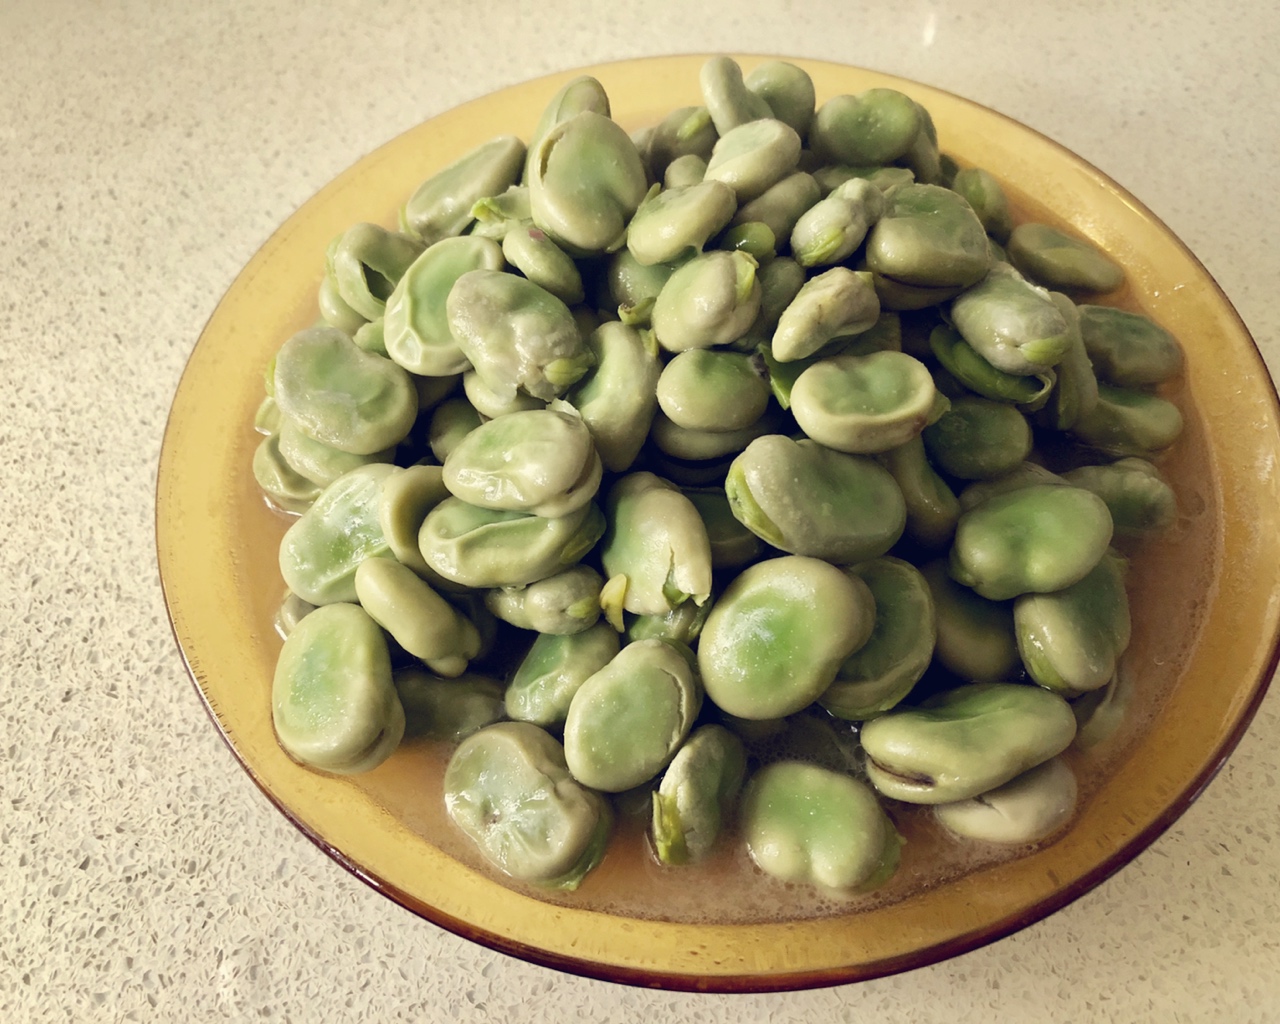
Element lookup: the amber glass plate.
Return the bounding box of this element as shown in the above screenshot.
[156,55,1280,991]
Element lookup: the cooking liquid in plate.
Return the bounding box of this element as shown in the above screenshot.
[232,170,1221,927]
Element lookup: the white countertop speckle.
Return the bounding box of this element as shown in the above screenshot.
[3,1,1278,1020]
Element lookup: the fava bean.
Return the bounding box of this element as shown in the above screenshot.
[651,724,747,865]
[272,603,405,775]
[934,756,1078,843]
[861,682,1077,804]
[741,761,902,892]
[563,639,703,792]
[444,722,612,888]
[1007,222,1124,293]
[698,555,876,720]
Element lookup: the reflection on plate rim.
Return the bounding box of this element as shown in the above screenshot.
[155,54,1280,992]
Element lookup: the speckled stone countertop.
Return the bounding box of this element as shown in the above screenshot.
[4,1,1278,1020]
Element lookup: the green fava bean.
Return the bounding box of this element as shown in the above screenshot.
[566,321,662,472]
[1038,292,1099,430]
[645,106,718,179]
[277,417,395,488]
[757,252,807,319]
[714,221,776,263]
[524,75,612,181]
[791,351,940,454]
[354,557,481,677]
[501,225,585,306]
[922,396,1033,481]
[326,223,424,323]
[317,272,367,335]
[921,559,1020,683]
[865,183,991,289]
[699,55,773,135]
[790,177,885,269]
[949,167,1014,243]
[273,589,316,639]
[505,622,621,729]
[809,163,858,197]
[485,564,603,635]
[442,407,601,518]
[462,370,546,420]
[272,602,404,775]
[732,172,822,244]
[949,262,1073,375]
[602,248,681,326]
[879,435,961,550]
[950,484,1114,600]
[1072,663,1136,750]
[938,152,961,188]
[927,325,1054,406]
[1014,551,1131,695]
[254,395,281,435]
[253,432,321,514]
[957,461,1067,512]
[743,258,807,361]
[377,463,452,580]
[626,180,738,266]
[810,89,922,166]
[394,667,505,743]
[1007,222,1125,294]
[651,724,747,865]
[631,125,656,161]
[444,722,612,889]
[820,558,936,720]
[279,464,398,605]
[1062,458,1177,537]
[469,184,532,240]
[744,60,816,137]
[934,756,1078,843]
[698,555,876,720]
[528,110,649,256]
[273,327,418,456]
[868,270,963,312]
[563,639,703,792]
[771,267,880,363]
[726,435,906,563]
[1070,384,1184,457]
[418,497,605,590]
[600,472,713,617]
[625,598,714,646]
[663,154,707,189]
[703,119,803,202]
[813,164,916,196]
[741,761,902,893]
[899,104,941,186]
[685,486,763,569]
[652,250,762,352]
[352,318,387,357]
[447,590,500,661]
[860,682,1078,804]
[403,135,526,245]
[427,397,482,463]
[649,410,779,463]
[656,349,770,432]
[447,269,591,403]
[1077,304,1185,387]
[758,335,848,411]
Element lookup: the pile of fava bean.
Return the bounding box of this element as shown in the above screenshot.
[253,56,1186,896]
